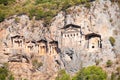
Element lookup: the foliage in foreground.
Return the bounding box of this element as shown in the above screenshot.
[55,69,71,80]
[0,63,14,80]
[56,66,107,80]
[72,66,107,80]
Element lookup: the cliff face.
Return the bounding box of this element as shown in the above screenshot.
[50,0,120,74]
[0,0,120,80]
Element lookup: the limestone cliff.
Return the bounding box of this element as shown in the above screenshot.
[50,0,120,74]
[0,0,120,80]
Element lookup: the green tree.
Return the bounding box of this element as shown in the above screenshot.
[56,69,71,80]
[72,66,107,80]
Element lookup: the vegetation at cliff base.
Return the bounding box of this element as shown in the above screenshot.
[55,69,71,80]
[110,66,120,80]
[56,66,107,80]
[0,63,14,80]
[72,66,107,80]
[0,66,8,80]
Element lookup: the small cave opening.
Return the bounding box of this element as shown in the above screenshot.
[70,56,73,60]
[55,60,61,65]
[66,52,73,60]
[92,46,94,48]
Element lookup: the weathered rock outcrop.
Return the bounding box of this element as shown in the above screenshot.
[50,0,120,74]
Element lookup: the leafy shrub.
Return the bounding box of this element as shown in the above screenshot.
[61,0,73,11]
[0,0,8,5]
[29,8,36,20]
[110,72,120,80]
[0,67,8,80]
[0,0,93,25]
[0,63,14,80]
[109,37,115,46]
[110,18,113,22]
[106,60,112,67]
[72,66,107,80]
[84,2,91,9]
[35,0,51,5]
[111,72,116,80]
[44,16,52,26]
[35,10,45,20]
[55,69,71,80]
[117,75,120,80]
[0,0,15,5]
[116,67,120,74]
[15,17,20,23]
[8,74,14,80]
[0,11,5,22]
[32,59,43,69]
[95,59,100,65]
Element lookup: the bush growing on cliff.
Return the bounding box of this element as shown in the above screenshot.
[109,65,120,80]
[32,59,43,69]
[0,63,14,80]
[109,36,115,46]
[0,0,15,5]
[0,0,8,5]
[84,2,91,9]
[55,69,71,80]
[0,66,8,80]
[0,0,93,25]
[106,60,113,67]
[0,11,5,22]
[29,8,36,20]
[35,10,45,20]
[111,72,116,80]
[72,66,107,80]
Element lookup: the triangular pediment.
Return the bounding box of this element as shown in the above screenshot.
[62,24,81,29]
[65,27,80,32]
[61,24,81,33]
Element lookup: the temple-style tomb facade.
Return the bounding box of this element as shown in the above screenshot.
[5,24,102,59]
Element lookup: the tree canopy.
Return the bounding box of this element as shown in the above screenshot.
[0,0,91,23]
[72,66,107,80]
